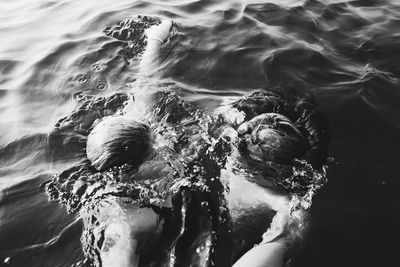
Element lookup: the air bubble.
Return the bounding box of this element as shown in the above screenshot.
[92,63,104,72]
[97,83,107,90]
[77,74,91,83]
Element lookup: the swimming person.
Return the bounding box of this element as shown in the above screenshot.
[130,18,328,267]
[46,16,329,267]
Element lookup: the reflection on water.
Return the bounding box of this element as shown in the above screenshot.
[1,0,400,267]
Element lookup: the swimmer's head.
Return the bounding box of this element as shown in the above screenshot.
[87,116,153,171]
[237,113,307,164]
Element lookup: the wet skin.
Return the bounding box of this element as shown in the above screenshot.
[46,87,327,267]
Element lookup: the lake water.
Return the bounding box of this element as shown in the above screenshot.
[1,0,400,266]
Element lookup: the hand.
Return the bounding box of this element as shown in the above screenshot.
[145,19,173,43]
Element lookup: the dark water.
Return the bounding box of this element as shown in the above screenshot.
[1,0,400,266]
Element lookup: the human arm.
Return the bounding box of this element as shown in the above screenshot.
[139,19,173,75]
[233,198,303,267]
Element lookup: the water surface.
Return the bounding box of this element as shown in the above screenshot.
[1,0,400,266]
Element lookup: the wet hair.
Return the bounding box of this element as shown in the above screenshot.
[232,90,290,120]
[293,100,329,168]
[47,93,129,161]
[238,113,307,164]
[233,90,329,168]
[86,116,153,171]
